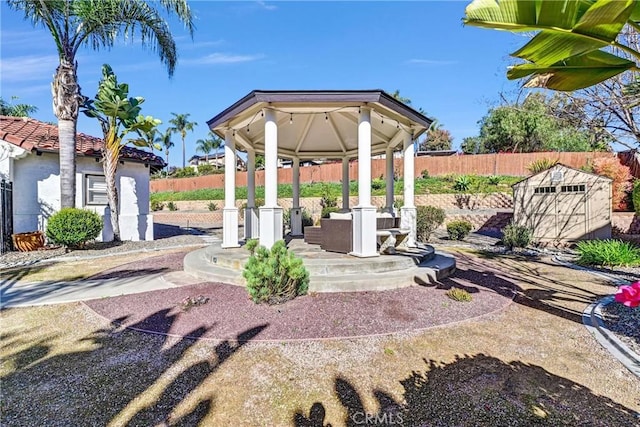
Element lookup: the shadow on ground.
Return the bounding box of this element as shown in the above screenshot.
[294,354,639,426]
[438,250,613,325]
[1,308,266,425]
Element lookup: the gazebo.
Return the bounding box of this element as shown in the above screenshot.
[207,90,433,257]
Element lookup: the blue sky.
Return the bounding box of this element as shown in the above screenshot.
[1,1,525,165]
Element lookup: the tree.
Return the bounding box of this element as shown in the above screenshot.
[159,129,174,176]
[553,28,640,147]
[468,93,608,153]
[8,0,194,209]
[463,0,640,91]
[168,113,198,168]
[82,64,160,241]
[195,131,224,168]
[419,121,453,151]
[0,96,37,117]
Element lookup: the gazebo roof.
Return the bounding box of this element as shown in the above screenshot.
[207,90,433,160]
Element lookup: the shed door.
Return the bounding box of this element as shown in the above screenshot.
[530,184,587,240]
[556,184,587,240]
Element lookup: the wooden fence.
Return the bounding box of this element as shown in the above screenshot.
[151,151,613,193]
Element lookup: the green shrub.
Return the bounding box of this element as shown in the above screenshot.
[371,178,385,190]
[421,169,429,179]
[197,164,215,175]
[446,288,473,302]
[527,158,558,174]
[301,208,314,227]
[501,222,532,250]
[487,175,500,185]
[393,197,404,210]
[576,239,640,267]
[321,206,340,218]
[172,167,198,178]
[416,206,445,242]
[150,200,164,211]
[243,240,310,304]
[453,175,471,192]
[447,220,473,240]
[207,202,218,211]
[632,180,640,215]
[167,201,178,211]
[46,208,103,248]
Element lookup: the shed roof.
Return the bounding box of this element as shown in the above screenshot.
[512,163,612,188]
[0,116,164,166]
[206,90,433,160]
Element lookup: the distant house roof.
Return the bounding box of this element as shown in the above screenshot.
[416,150,457,157]
[0,116,164,166]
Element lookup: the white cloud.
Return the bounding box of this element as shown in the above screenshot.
[406,59,458,66]
[184,52,265,65]
[0,30,52,48]
[0,55,59,82]
[184,39,226,50]
[256,1,277,11]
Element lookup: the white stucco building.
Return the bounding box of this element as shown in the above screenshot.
[0,116,164,241]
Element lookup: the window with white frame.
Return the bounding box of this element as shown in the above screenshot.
[85,174,108,205]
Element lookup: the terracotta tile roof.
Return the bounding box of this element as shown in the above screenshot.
[0,115,165,166]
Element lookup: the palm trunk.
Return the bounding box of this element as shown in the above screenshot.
[52,58,83,209]
[103,148,121,241]
[165,150,170,178]
[215,151,218,169]
[182,136,186,169]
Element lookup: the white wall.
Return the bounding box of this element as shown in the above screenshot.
[11,151,153,241]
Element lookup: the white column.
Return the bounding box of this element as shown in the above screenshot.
[351,107,378,257]
[385,147,394,213]
[222,128,239,248]
[341,157,350,212]
[244,148,259,240]
[401,130,417,247]
[259,108,283,248]
[290,156,302,236]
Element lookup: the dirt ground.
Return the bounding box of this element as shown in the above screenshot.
[1,248,639,426]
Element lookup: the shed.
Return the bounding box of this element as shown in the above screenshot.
[512,164,612,242]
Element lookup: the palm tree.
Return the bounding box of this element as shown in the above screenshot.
[8,0,194,208]
[83,64,160,241]
[0,96,37,117]
[159,129,175,177]
[195,131,224,168]
[168,113,198,169]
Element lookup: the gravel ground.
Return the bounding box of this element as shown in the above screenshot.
[601,302,640,356]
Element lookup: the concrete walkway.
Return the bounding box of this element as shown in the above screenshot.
[0,271,200,309]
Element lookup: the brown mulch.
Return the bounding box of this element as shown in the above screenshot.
[84,255,515,341]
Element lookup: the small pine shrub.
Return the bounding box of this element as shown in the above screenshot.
[243,240,310,304]
[46,208,103,248]
[167,201,178,211]
[447,220,473,240]
[150,200,164,211]
[501,222,532,250]
[446,288,473,302]
[207,202,218,211]
[453,175,471,192]
[487,175,500,185]
[416,205,445,242]
[576,239,640,267]
[421,169,429,179]
[527,158,558,174]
